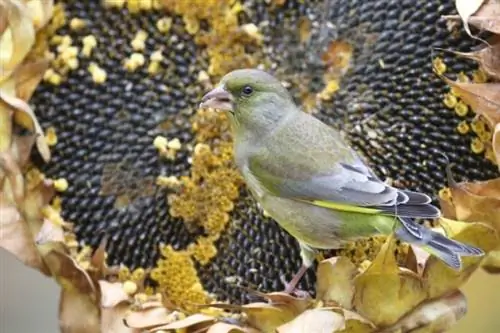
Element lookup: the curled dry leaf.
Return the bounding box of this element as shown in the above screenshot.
[353,235,427,327]
[439,75,500,127]
[423,218,499,299]
[0,195,48,273]
[405,245,430,275]
[455,0,486,38]
[0,90,50,161]
[99,281,131,308]
[9,133,36,169]
[59,290,100,333]
[482,249,500,273]
[35,218,65,244]
[379,290,467,333]
[437,43,500,80]
[148,313,215,332]
[276,309,345,333]
[260,292,313,315]
[316,256,357,308]
[124,306,176,330]
[43,249,97,296]
[0,0,36,80]
[493,123,500,169]
[11,58,49,101]
[468,0,500,34]
[0,149,24,203]
[207,322,259,333]
[101,302,139,333]
[24,0,54,30]
[446,177,500,232]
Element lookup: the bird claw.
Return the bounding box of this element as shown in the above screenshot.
[280,275,310,298]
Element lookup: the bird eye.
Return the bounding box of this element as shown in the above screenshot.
[242,85,253,96]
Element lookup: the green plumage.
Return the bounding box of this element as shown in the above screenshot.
[200,69,484,289]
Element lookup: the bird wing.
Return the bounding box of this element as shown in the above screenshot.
[246,112,438,218]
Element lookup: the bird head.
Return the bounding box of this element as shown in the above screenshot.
[200,69,296,135]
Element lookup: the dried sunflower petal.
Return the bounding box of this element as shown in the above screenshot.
[353,235,427,326]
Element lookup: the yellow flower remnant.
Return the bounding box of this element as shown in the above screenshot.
[318,80,340,101]
[156,17,173,34]
[69,18,86,31]
[156,175,181,189]
[454,100,468,117]
[471,137,485,154]
[123,280,138,295]
[131,30,148,51]
[163,0,261,78]
[45,126,58,146]
[88,62,107,83]
[337,236,409,266]
[153,136,182,160]
[188,236,219,266]
[456,120,470,135]
[53,178,69,192]
[443,92,457,109]
[472,68,488,83]
[81,35,97,57]
[102,0,126,9]
[438,187,452,202]
[432,57,446,75]
[151,245,210,312]
[124,53,145,72]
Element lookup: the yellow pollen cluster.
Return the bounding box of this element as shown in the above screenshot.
[150,245,210,312]
[163,0,261,78]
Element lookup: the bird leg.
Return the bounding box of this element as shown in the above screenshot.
[280,264,310,298]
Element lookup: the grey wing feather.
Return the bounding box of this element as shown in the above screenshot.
[248,111,439,218]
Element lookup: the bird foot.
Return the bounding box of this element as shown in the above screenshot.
[280,275,310,298]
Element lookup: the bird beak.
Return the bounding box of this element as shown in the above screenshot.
[199,86,233,111]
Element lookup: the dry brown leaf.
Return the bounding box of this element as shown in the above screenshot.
[59,289,100,333]
[447,178,500,232]
[99,281,131,308]
[35,218,65,244]
[0,0,35,79]
[493,123,500,169]
[24,0,54,30]
[148,313,215,332]
[438,44,500,80]
[124,306,175,329]
[9,133,36,168]
[0,150,24,203]
[0,90,50,161]
[260,292,313,316]
[353,235,427,327]
[207,322,259,333]
[19,178,55,230]
[379,290,467,333]
[0,196,48,273]
[101,302,139,333]
[455,0,487,38]
[316,257,357,308]
[405,245,430,275]
[0,100,12,152]
[11,58,49,101]
[423,218,498,299]
[468,0,500,34]
[482,249,500,273]
[276,309,345,333]
[439,75,500,127]
[90,236,109,278]
[335,309,374,333]
[43,249,97,296]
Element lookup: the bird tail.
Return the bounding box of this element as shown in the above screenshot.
[395,217,484,270]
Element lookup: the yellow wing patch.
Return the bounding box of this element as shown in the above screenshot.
[306,200,382,215]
